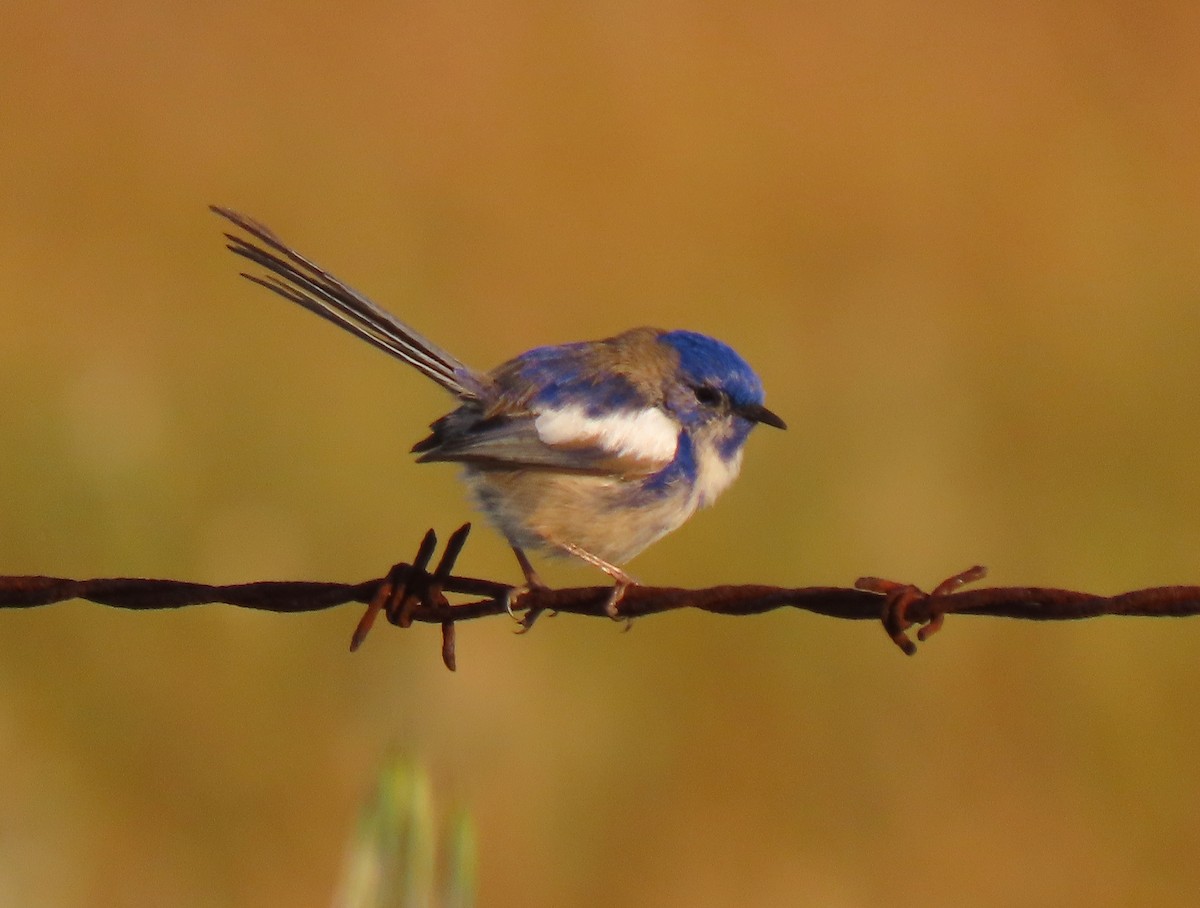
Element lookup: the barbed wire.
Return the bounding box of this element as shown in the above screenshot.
[2,523,1198,670]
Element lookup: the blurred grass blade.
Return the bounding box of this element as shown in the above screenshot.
[333,758,474,908]
[440,808,476,908]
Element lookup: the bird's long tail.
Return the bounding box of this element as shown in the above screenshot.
[211,206,486,400]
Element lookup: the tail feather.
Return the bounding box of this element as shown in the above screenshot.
[211,206,486,400]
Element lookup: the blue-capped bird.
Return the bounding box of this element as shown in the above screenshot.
[212,207,785,616]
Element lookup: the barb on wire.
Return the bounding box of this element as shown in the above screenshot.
[2,524,1199,670]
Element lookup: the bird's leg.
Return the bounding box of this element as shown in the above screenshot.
[512,546,546,590]
[560,542,638,621]
[505,546,547,623]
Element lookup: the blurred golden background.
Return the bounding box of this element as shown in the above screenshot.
[2,2,1200,905]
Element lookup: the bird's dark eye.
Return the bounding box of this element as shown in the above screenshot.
[693,384,723,407]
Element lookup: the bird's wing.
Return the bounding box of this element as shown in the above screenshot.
[414,405,679,478]
[211,206,489,400]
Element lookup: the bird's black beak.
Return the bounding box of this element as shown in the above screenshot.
[737,402,787,430]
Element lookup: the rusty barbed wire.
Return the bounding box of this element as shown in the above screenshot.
[2,523,1199,670]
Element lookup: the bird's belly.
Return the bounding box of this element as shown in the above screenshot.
[462,468,698,565]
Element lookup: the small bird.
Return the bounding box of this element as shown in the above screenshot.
[211,206,785,616]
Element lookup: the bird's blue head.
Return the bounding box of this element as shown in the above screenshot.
[658,330,785,456]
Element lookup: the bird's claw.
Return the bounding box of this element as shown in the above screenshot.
[503,584,529,622]
[603,580,637,630]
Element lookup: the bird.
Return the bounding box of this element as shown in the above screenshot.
[210,206,785,617]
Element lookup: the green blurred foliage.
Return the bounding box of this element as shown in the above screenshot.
[1,1,1200,906]
[334,757,474,908]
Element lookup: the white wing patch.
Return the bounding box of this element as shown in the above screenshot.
[535,405,679,465]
